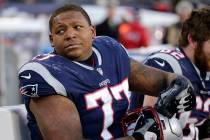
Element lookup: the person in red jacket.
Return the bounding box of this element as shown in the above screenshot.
[118,7,150,49]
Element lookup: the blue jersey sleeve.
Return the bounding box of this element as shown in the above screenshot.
[144,57,174,73]
[18,62,67,98]
[144,51,184,75]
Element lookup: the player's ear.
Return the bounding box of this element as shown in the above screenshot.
[188,34,192,43]
[188,34,197,48]
[49,34,54,48]
[91,25,96,39]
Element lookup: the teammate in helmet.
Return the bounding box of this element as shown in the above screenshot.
[143,6,210,140]
[18,4,195,140]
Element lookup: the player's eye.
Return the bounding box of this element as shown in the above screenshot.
[74,25,82,30]
[55,29,65,34]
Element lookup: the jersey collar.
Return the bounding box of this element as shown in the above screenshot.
[73,47,102,70]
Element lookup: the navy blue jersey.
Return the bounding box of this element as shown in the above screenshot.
[143,48,209,140]
[18,36,131,140]
[205,72,210,91]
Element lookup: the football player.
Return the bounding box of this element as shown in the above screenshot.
[18,4,195,140]
[197,61,210,140]
[143,7,210,140]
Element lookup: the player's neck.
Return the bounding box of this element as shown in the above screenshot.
[182,46,195,63]
[79,54,95,67]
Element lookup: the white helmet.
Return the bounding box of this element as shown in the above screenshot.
[158,113,183,140]
[121,106,183,140]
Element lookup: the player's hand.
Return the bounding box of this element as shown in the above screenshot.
[132,113,157,140]
[155,76,196,118]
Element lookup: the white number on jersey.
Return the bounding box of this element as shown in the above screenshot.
[85,79,130,139]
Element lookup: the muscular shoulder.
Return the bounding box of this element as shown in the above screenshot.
[18,54,67,98]
[93,36,119,46]
[93,36,129,61]
[144,48,185,74]
[93,36,127,53]
[19,54,59,81]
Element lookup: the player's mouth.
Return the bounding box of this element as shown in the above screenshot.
[65,43,81,49]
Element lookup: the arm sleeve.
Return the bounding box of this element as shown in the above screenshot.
[18,62,67,98]
[144,52,183,75]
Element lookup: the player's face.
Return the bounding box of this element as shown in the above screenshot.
[50,11,96,61]
[208,60,210,71]
[195,39,210,72]
[203,39,210,70]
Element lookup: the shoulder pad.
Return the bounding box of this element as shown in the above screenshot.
[145,52,183,75]
[19,62,67,97]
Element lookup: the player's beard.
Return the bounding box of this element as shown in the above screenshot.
[194,42,208,77]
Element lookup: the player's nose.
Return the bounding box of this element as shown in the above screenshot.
[65,28,76,40]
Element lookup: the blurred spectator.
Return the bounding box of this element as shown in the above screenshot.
[7,0,53,3]
[118,7,150,49]
[0,0,5,6]
[96,4,119,40]
[162,0,193,46]
[24,0,35,5]
[152,0,171,12]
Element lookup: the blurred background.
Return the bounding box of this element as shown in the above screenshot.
[0,0,209,139]
[1,0,210,105]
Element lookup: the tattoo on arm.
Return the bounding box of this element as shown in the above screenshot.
[129,59,171,96]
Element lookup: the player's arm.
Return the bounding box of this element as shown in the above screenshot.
[29,95,83,140]
[143,96,157,106]
[30,95,138,140]
[143,55,179,107]
[129,58,177,96]
[129,58,196,118]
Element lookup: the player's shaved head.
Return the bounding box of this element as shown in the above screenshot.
[49,4,92,33]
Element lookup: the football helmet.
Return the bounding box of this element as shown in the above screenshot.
[121,106,183,140]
